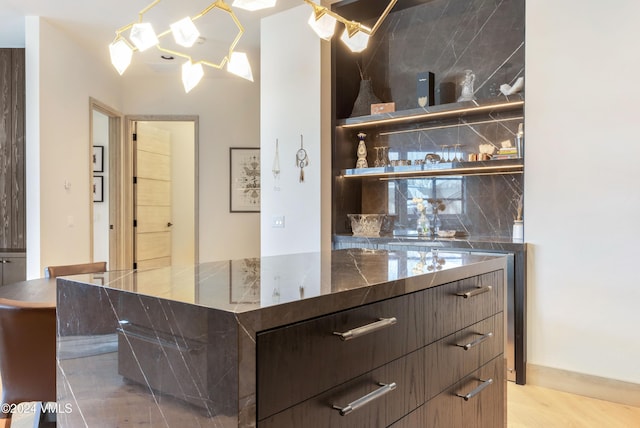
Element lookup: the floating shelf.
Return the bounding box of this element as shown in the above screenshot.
[336,95,524,130]
[340,158,524,179]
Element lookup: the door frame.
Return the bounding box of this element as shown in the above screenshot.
[124,115,200,269]
[89,98,123,269]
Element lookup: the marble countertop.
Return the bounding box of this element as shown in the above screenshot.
[60,248,506,329]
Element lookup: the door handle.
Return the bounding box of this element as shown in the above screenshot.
[167,222,173,227]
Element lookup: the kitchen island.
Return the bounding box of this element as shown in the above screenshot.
[56,248,507,427]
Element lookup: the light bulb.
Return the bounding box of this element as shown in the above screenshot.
[129,22,158,52]
[109,39,133,75]
[227,52,254,82]
[182,60,204,93]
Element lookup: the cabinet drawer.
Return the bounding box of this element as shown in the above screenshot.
[425,313,503,401]
[258,349,424,428]
[257,292,423,420]
[424,270,503,344]
[424,355,505,428]
[388,405,425,428]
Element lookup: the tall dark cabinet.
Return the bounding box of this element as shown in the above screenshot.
[0,48,26,286]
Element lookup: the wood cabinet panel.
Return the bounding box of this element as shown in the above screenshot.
[0,49,25,250]
[388,405,424,428]
[257,291,424,420]
[424,313,503,401]
[424,270,503,344]
[424,355,505,428]
[1,256,26,286]
[259,349,424,428]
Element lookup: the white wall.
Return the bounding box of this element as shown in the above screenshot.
[526,1,640,383]
[92,110,110,264]
[122,75,261,262]
[25,17,123,278]
[260,5,327,256]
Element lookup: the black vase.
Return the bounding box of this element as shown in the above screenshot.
[350,80,382,117]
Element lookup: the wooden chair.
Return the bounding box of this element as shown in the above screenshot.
[45,261,107,279]
[0,298,56,427]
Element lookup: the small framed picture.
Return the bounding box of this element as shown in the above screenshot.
[230,147,260,212]
[93,176,104,202]
[93,145,104,173]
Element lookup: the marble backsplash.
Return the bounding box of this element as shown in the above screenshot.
[333,0,525,239]
[357,0,525,114]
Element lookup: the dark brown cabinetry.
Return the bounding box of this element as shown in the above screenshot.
[0,49,26,253]
[257,270,505,427]
[0,253,26,286]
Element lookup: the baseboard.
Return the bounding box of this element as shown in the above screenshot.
[527,364,640,407]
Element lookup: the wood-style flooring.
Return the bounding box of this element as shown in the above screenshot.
[507,383,640,428]
[5,382,640,427]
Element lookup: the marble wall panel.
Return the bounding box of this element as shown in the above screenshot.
[336,0,525,239]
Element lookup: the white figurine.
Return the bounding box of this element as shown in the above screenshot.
[457,70,476,102]
[500,77,524,96]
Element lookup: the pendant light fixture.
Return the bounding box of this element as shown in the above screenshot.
[109,0,253,92]
[109,0,396,92]
[303,0,396,53]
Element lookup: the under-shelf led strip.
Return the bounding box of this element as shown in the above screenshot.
[340,100,525,129]
[379,115,524,136]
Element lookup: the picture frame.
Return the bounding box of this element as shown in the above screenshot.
[229,259,261,304]
[93,176,104,202]
[229,147,260,212]
[93,145,104,173]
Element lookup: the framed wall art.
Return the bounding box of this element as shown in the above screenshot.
[93,145,104,173]
[230,147,260,212]
[93,176,104,202]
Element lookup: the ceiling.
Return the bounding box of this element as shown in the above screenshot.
[0,0,304,76]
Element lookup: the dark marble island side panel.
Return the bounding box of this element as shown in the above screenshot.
[56,279,243,427]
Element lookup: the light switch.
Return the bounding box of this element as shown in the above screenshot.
[272,216,285,228]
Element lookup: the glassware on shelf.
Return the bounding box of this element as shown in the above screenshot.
[440,145,449,162]
[427,198,445,237]
[380,146,390,166]
[453,144,462,162]
[373,147,382,167]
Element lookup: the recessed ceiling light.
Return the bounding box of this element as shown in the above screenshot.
[161,55,175,60]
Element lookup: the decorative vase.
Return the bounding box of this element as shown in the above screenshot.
[417,213,429,236]
[355,132,368,168]
[350,80,382,117]
[513,220,524,242]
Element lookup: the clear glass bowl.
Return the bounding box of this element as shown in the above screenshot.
[347,214,387,237]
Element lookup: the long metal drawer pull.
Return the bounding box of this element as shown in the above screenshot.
[332,382,397,416]
[456,378,493,401]
[333,317,397,341]
[456,285,492,299]
[456,332,493,350]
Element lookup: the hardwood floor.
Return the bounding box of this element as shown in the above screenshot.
[508,383,640,428]
[5,382,640,427]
